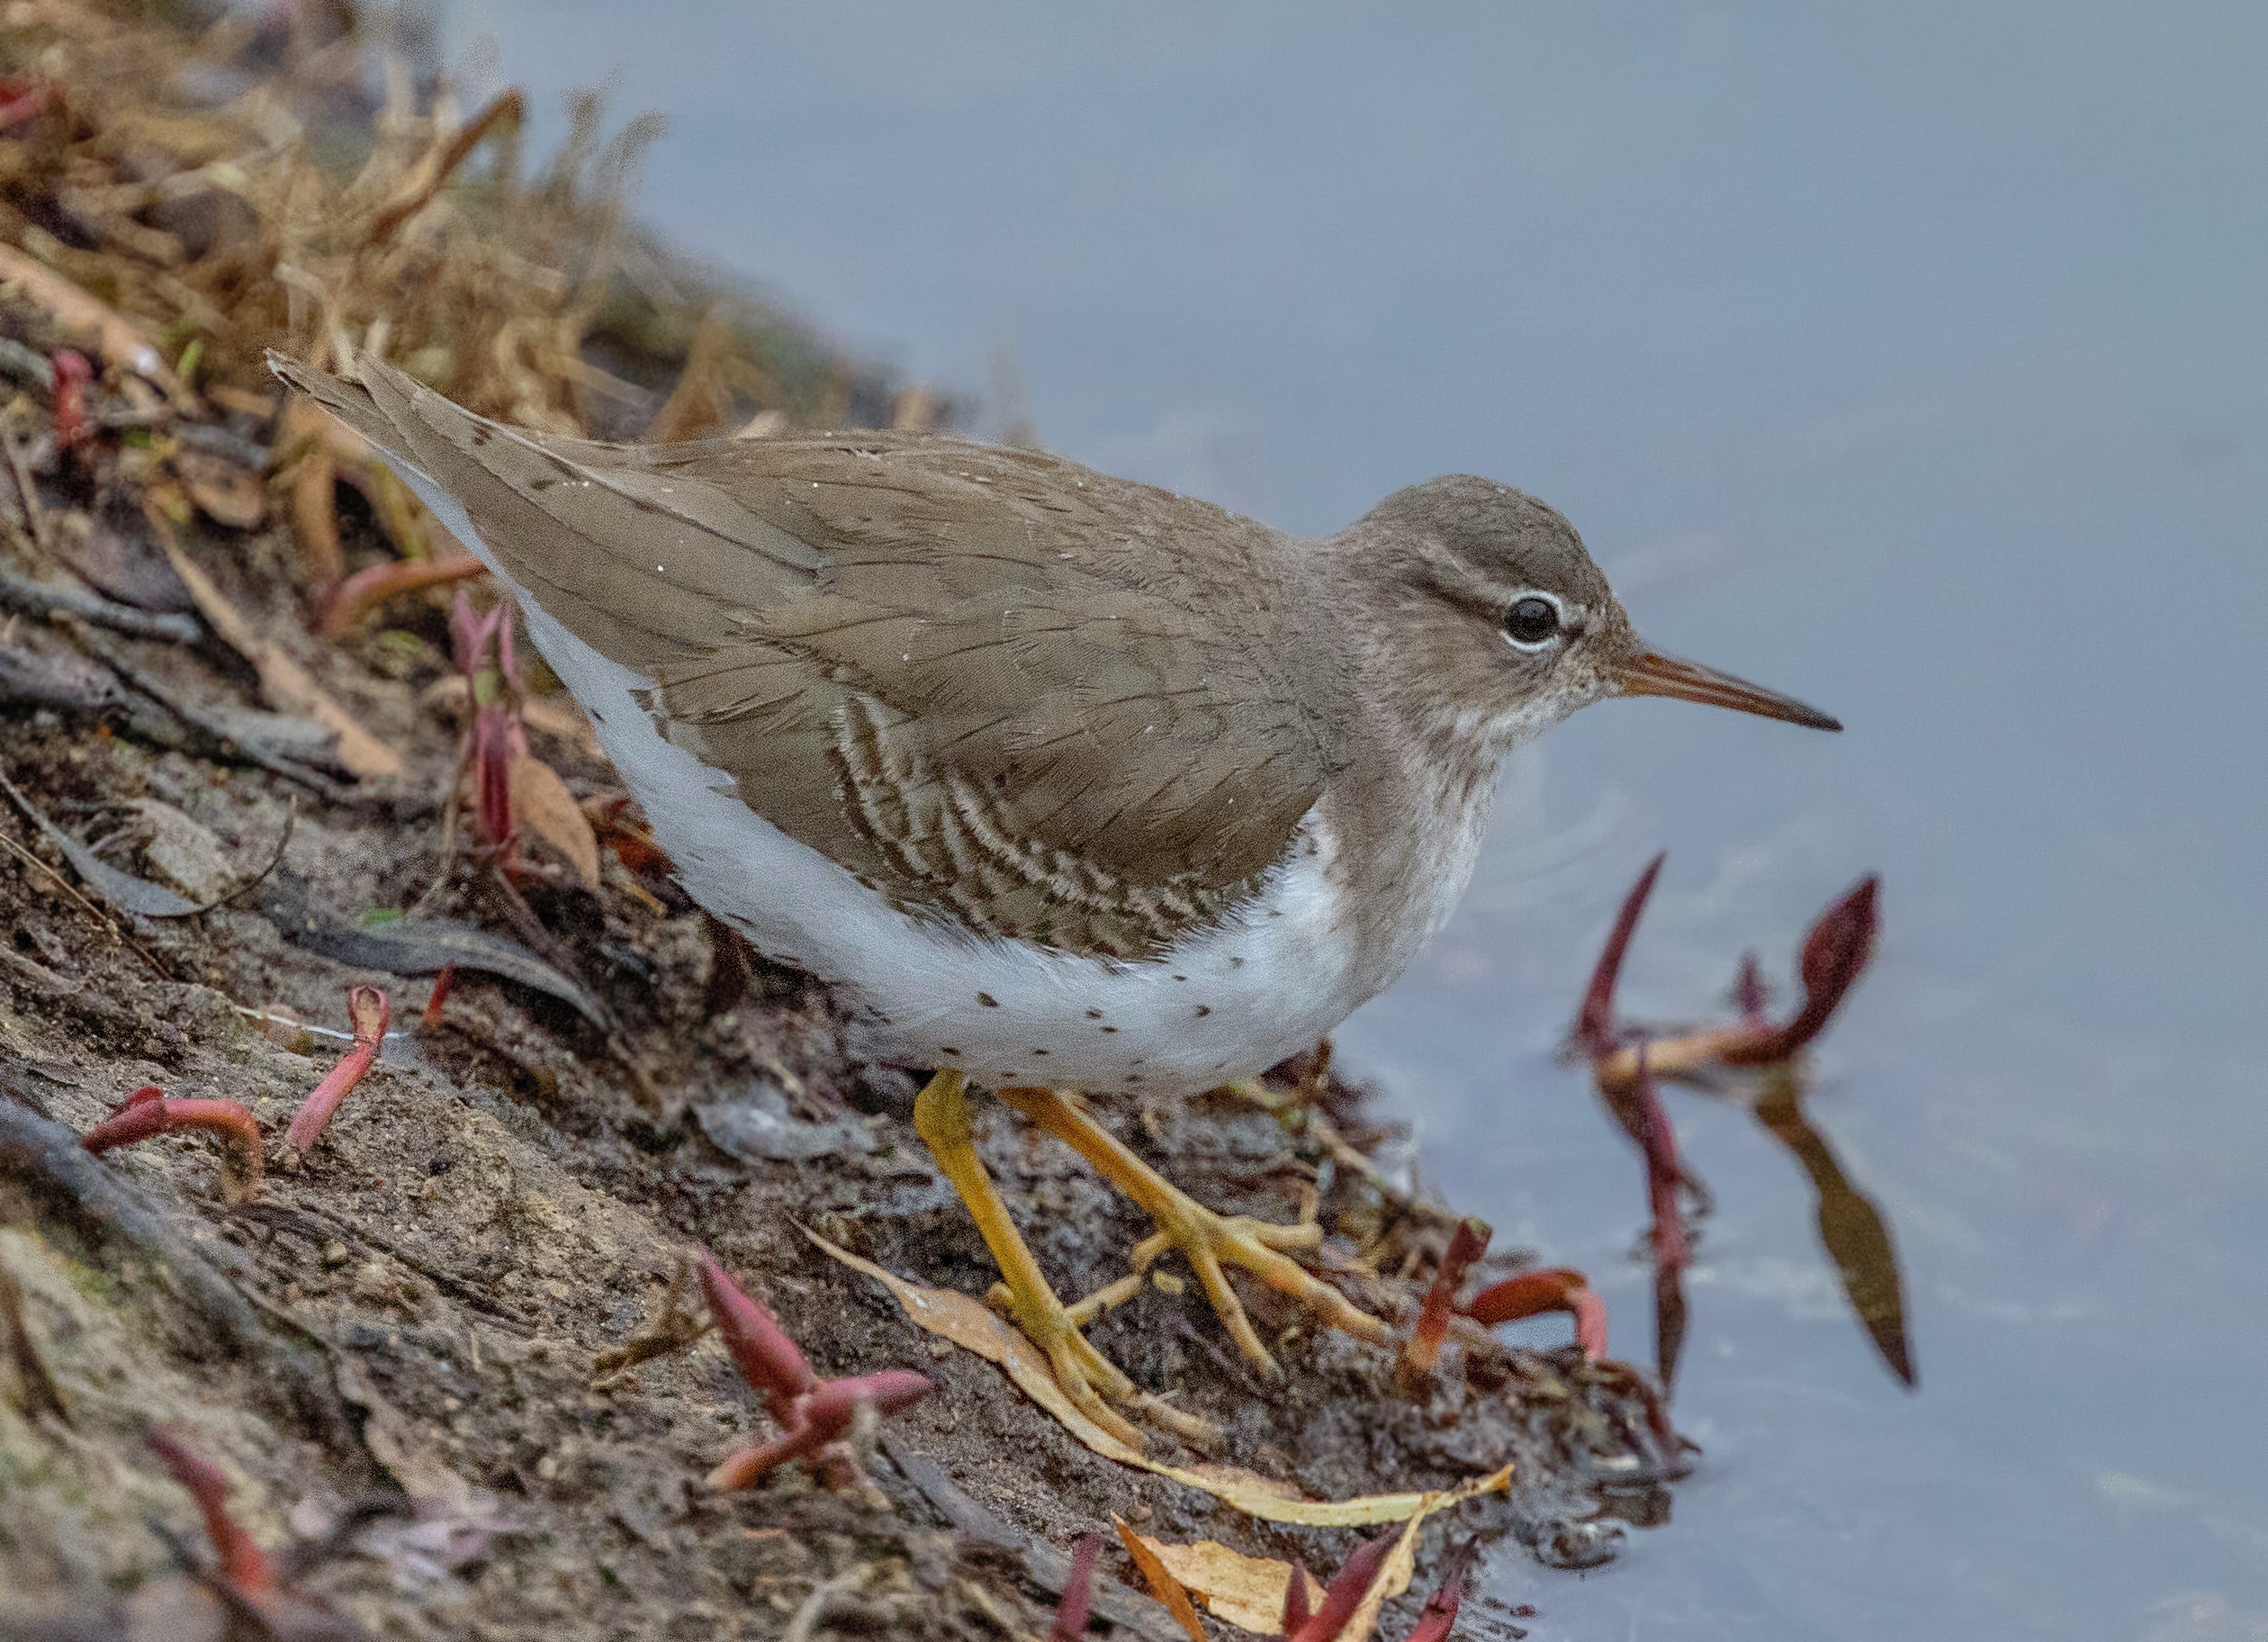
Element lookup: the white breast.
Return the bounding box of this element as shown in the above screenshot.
[402,470,1383,1097]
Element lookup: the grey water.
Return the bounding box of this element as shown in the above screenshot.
[436,6,2268,1636]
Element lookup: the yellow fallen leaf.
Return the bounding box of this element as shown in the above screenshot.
[806,1231,1514,1526]
[1138,1537,1326,1636]
[156,531,404,780]
[508,748,599,887]
[1111,1516,1207,1642]
[806,1229,1144,1464]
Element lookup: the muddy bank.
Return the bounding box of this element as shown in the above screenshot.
[0,5,1680,1637]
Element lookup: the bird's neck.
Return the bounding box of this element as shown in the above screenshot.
[1295,537,1523,998]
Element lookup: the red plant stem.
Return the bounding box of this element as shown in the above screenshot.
[1402,1216,1490,1376]
[1287,1532,1394,1642]
[284,987,389,1155]
[1049,1533,1102,1642]
[1463,1268,1607,1360]
[705,1371,932,1491]
[451,591,522,857]
[145,1428,275,1598]
[421,964,455,1028]
[320,552,485,641]
[1576,852,1665,1057]
[697,1253,817,1418]
[694,1252,931,1492]
[1634,1049,1688,1273]
[0,83,50,131]
[50,349,92,452]
[82,1087,265,1200]
[706,1418,836,1492]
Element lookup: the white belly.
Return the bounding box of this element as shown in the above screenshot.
[404,473,1379,1096]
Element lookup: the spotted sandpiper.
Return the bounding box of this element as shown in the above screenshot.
[274,352,1839,1446]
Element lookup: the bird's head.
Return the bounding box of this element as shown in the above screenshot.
[1342,475,1840,752]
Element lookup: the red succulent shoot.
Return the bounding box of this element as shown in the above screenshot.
[1049,1532,1102,1641]
[1576,851,1663,1060]
[1401,1216,1490,1377]
[1719,875,1879,1064]
[1281,1559,1312,1635]
[0,79,51,132]
[49,348,93,453]
[1402,1543,1474,1642]
[1285,1531,1394,1642]
[695,1252,817,1420]
[696,1253,931,1491]
[450,591,524,860]
[421,964,455,1029]
[145,1427,277,1601]
[1463,1267,1607,1361]
[82,1087,264,1203]
[284,986,389,1156]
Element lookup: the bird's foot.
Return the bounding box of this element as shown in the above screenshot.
[1130,1187,1389,1373]
[993,1272,1149,1450]
[1002,1087,1390,1376]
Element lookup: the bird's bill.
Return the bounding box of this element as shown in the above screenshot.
[1615,647,1842,731]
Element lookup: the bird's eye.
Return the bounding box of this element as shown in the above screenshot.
[1505,596,1562,646]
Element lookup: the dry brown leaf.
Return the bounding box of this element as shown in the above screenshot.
[155,531,404,780]
[806,1231,1515,1526]
[172,447,266,530]
[1138,1538,1325,1636]
[1111,1516,1208,1642]
[507,747,599,887]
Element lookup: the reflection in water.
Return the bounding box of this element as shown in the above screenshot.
[1749,1064,1914,1389]
[1564,852,1907,1411]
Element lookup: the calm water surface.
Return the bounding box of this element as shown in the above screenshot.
[436,8,2268,1635]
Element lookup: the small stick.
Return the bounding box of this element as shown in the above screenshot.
[1,417,51,556]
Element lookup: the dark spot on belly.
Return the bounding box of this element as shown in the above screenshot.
[1172,975,1187,983]
[1127,1073,1143,1083]
[1194,1006,1210,1017]
[1031,1048,1048,1056]
[977,992,999,1007]
[1085,1008,1102,1019]
[1101,1025,1118,1033]
[1229,955,1245,968]
[940,1047,961,1056]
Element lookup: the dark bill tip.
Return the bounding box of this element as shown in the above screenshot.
[1615,647,1842,732]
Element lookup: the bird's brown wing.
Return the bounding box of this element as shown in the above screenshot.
[274,355,1341,958]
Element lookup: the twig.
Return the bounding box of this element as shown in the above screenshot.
[0,796,166,977]
[0,419,51,557]
[67,626,358,802]
[781,1563,875,1642]
[0,564,205,644]
[0,1256,70,1425]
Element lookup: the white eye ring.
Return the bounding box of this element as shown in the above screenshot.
[1502,590,1568,652]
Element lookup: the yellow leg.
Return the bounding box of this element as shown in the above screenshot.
[911,1069,1144,1448]
[1001,1087,1390,1375]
